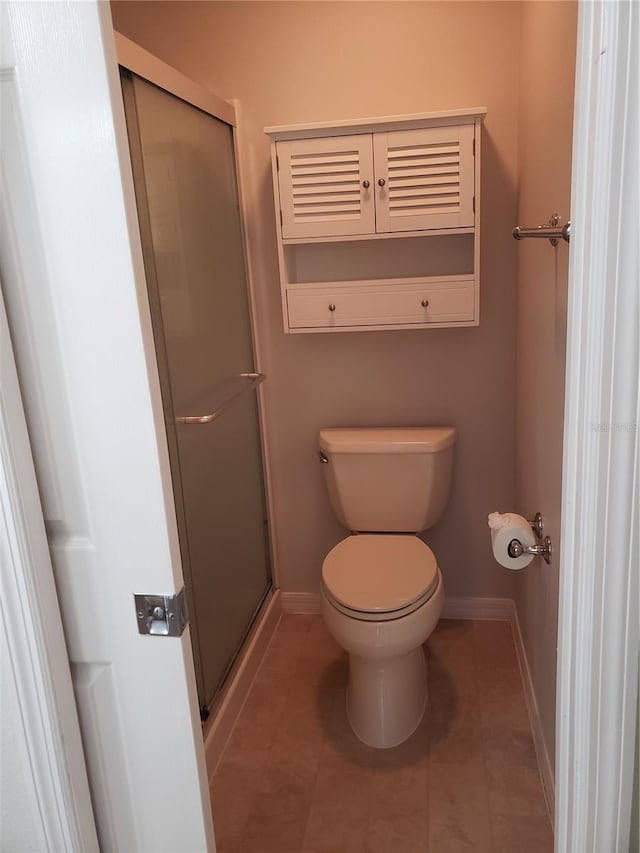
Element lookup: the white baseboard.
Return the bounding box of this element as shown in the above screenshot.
[280,591,321,614]
[203,589,282,781]
[442,596,514,621]
[511,604,555,826]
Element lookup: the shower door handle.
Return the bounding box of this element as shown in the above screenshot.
[175,372,265,424]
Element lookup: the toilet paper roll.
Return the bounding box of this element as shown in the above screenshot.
[488,511,536,570]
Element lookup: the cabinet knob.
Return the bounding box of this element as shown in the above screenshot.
[362,180,370,189]
[421,299,430,308]
[328,303,336,312]
[378,178,386,187]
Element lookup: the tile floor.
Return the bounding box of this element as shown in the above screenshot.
[211,616,553,853]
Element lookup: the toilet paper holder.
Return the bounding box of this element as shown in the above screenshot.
[508,513,552,565]
[529,512,544,540]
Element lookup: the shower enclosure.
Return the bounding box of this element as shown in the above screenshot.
[121,70,272,718]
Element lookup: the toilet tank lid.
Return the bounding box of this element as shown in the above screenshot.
[319,427,456,454]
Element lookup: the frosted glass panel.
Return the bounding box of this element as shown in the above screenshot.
[178,392,270,700]
[122,73,271,710]
[133,79,254,401]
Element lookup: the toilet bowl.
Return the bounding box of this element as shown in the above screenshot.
[318,427,455,748]
[321,534,443,748]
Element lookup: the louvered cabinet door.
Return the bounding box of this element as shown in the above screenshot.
[276,135,375,239]
[373,125,475,233]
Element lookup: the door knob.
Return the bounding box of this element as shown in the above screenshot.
[378,178,386,187]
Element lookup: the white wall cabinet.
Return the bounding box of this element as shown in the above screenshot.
[266,108,485,333]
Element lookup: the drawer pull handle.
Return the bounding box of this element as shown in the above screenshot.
[421,299,430,308]
[328,303,336,312]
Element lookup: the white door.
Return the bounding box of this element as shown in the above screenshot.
[276,134,375,239]
[1,3,214,851]
[372,124,475,233]
[0,281,98,851]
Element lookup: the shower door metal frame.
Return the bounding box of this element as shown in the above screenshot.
[114,32,280,601]
[118,51,278,710]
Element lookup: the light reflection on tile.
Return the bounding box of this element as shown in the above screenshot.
[303,764,372,852]
[211,614,553,852]
[428,760,492,852]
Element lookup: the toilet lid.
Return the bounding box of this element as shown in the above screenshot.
[322,535,438,616]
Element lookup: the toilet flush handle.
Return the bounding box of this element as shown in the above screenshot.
[318,451,329,464]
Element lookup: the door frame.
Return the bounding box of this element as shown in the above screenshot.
[556,1,639,850]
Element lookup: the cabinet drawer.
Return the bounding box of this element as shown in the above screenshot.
[287,278,475,330]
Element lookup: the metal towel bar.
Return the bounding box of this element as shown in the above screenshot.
[512,213,571,246]
[175,372,265,424]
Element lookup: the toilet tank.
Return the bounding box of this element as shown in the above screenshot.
[319,427,456,533]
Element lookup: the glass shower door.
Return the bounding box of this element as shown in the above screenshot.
[121,72,272,715]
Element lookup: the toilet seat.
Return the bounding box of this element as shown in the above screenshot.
[322,534,439,621]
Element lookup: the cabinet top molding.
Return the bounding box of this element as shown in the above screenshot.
[265,107,487,141]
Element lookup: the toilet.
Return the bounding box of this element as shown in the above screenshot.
[318,426,456,749]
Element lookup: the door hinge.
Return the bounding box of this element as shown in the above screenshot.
[473,138,476,156]
[279,209,283,226]
[473,196,476,214]
[276,155,280,172]
[134,588,189,637]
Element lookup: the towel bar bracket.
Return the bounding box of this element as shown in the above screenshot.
[512,213,571,245]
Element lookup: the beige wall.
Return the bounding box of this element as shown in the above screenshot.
[111,0,522,599]
[514,1,577,771]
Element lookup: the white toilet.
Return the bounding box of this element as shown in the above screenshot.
[318,426,456,749]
